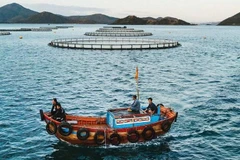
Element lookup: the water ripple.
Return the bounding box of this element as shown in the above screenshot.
[0,24,239,159]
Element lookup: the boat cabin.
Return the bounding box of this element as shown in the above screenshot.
[106,107,163,129]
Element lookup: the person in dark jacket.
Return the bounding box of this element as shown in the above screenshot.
[51,98,59,115]
[52,103,66,122]
[145,97,157,115]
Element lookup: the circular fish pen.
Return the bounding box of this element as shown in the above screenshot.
[84,32,152,37]
[96,29,144,32]
[0,32,11,35]
[85,27,152,37]
[49,38,180,50]
[98,28,135,31]
[49,26,181,50]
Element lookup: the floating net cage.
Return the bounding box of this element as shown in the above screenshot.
[0,32,10,35]
[49,38,180,50]
[96,29,144,32]
[84,27,152,37]
[49,26,181,50]
[84,32,152,37]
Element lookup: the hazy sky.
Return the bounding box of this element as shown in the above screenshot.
[1,0,240,23]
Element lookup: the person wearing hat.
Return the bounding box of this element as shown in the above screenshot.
[144,97,157,115]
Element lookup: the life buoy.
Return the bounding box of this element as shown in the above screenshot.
[127,130,140,143]
[77,128,90,140]
[161,121,171,132]
[142,126,155,140]
[46,121,57,135]
[110,133,121,145]
[58,122,73,136]
[39,109,44,121]
[94,130,105,145]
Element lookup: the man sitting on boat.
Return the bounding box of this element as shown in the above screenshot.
[51,98,59,115]
[127,95,140,113]
[144,97,157,115]
[51,99,66,121]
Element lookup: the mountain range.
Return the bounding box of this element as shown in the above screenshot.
[0,3,239,25]
[0,3,117,24]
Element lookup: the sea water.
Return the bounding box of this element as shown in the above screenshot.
[0,24,239,159]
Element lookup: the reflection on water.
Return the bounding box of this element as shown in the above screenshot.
[47,138,171,160]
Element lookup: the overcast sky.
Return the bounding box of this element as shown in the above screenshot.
[1,0,240,23]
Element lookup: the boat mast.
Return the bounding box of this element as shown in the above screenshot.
[134,66,140,99]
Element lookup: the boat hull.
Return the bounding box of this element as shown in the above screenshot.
[40,106,177,146]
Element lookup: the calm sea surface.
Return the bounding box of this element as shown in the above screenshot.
[0,24,239,160]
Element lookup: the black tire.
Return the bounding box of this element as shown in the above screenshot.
[46,121,57,135]
[161,121,171,132]
[110,133,121,146]
[175,112,178,122]
[142,126,155,141]
[94,130,105,145]
[77,128,90,140]
[127,130,140,143]
[40,109,44,121]
[58,122,73,136]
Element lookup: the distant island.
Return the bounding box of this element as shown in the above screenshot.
[0,3,239,25]
[112,15,191,25]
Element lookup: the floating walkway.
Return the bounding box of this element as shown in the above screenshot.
[0,26,74,32]
[0,31,10,35]
[49,38,180,50]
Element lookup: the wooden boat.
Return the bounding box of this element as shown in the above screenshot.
[39,105,178,146]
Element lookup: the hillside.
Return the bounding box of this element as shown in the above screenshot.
[0,3,117,24]
[154,17,191,25]
[23,12,72,23]
[112,16,147,25]
[142,17,156,21]
[69,14,117,24]
[0,3,38,23]
[218,12,240,26]
[112,15,191,25]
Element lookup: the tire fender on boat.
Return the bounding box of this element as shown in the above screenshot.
[39,109,44,121]
[110,133,121,146]
[58,122,73,136]
[175,112,178,122]
[94,130,105,145]
[127,130,140,143]
[46,121,57,135]
[77,128,90,140]
[142,126,155,140]
[161,120,171,132]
